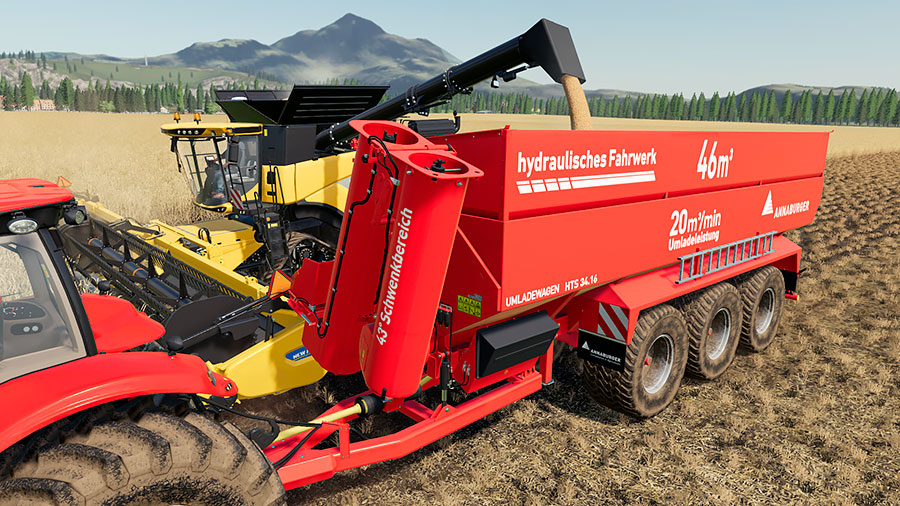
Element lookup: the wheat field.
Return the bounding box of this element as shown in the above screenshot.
[1,111,898,225]
[2,110,900,504]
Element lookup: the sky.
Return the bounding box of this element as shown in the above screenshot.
[2,0,898,95]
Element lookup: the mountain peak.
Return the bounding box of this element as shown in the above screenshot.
[327,13,385,37]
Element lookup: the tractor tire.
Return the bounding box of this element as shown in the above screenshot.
[682,282,742,380]
[583,304,688,418]
[0,411,286,506]
[737,266,785,352]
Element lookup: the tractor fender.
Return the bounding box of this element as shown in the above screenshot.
[0,352,234,453]
[81,293,165,353]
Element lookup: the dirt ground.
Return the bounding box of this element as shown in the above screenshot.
[235,151,900,505]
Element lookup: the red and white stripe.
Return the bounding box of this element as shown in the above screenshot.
[597,302,629,343]
[229,189,245,210]
[515,171,655,195]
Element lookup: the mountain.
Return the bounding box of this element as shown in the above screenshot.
[139,14,461,91]
[133,13,644,98]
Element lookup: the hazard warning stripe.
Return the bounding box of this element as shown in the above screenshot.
[515,171,655,194]
[597,302,628,343]
[229,189,245,210]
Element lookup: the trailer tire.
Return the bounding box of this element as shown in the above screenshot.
[583,304,688,418]
[738,266,785,352]
[683,282,742,380]
[0,411,286,506]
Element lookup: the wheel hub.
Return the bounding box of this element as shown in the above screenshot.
[755,288,775,334]
[642,333,674,394]
[706,307,731,360]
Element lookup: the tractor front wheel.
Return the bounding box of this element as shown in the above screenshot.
[0,411,285,506]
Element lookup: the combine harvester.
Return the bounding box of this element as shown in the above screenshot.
[62,19,594,399]
[1,18,828,501]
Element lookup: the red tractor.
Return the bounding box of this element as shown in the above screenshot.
[0,179,285,504]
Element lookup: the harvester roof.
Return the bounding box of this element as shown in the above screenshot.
[215,85,389,130]
[0,179,73,214]
[160,122,263,138]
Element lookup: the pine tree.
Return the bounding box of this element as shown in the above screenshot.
[20,72,34,107]
[857,89,869,125]
[884,89,898,127]
[766,91,778,122]
[759,92,770,122]
[707,92,720,122]
[869,89,883,125]
[780,92,793,123]
[738,94,748,122]
[750,92,761,122]
[687,93,697,120]
[175,76,185,112]
[846,90,857,124]
[791,92,803,123]
[836,90,848,125]
[813,91,824,124]
[825,89,835,124]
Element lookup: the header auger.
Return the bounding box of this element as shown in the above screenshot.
[3,17,831,502]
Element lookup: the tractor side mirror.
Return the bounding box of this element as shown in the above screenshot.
[165,335,184,356]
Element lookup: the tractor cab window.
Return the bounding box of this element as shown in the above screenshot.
[0,233,86,384]
[176,136,259,208]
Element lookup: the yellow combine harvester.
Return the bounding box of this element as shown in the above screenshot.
[60,18,587,401]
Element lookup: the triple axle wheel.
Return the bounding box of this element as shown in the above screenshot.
[583,266,786,418]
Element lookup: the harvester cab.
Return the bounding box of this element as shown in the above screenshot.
[161,121,262,213]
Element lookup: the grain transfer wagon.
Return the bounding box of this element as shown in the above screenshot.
[0,19,827,504]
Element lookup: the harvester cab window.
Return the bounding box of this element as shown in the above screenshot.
[224,135,259,201]
[177,136,259,208]
[0,233,86,384]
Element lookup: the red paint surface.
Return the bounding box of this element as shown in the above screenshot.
[0,352,234,452]
[0,179,73,214]
[81,293,164,353]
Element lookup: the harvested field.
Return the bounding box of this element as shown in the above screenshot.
[1,110,899,504]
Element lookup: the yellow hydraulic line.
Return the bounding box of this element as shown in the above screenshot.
[274,375,435,442]
[276,404,363,442]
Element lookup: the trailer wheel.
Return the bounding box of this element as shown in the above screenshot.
[0,411,285,506]
[583,304,688,418]
[683,282,742,380]
[737,266,785,352]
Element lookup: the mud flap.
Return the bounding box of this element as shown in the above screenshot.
[577,329,626,371]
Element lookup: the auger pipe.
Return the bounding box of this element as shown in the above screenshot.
[314,18,586,151]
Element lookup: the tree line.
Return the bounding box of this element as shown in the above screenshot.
[1,50,898,126]
[0,73,226,113]
[431,87,900,126]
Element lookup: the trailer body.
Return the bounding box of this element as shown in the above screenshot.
[274,120,827,487]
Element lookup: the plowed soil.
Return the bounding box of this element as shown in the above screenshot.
[243,151,900,505]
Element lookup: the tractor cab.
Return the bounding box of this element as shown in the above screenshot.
[161,120,262,213]
[0,179,163,385]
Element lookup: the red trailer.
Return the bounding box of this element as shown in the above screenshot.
[275,119,827,489]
